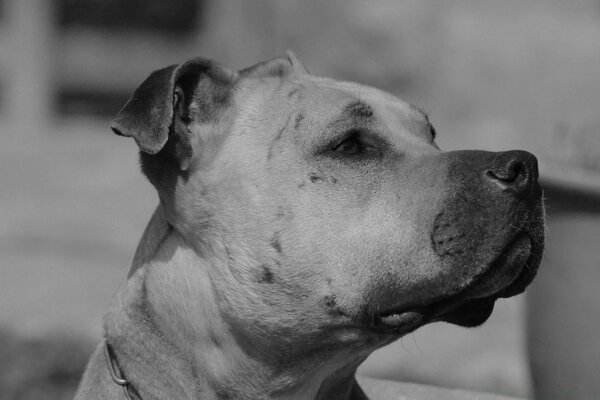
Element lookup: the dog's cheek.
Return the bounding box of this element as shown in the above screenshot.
[320,161,458,314]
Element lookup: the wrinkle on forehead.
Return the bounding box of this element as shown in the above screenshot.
[301,80,434,147]
[235,75,435,151]
[291,77,421,124]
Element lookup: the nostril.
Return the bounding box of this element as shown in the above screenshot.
[486,158,525,184]
[484,151,540,199]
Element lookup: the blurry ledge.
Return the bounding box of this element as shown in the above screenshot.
[538,120,600,202]
[357,376,525,400]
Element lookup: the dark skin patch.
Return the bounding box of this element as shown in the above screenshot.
[322,295,350,317]
[345,101,374,119]
[287,87,301,98]
[297,182,306,189]
[270,232,282,253]
[258,265,274,284]
[330,176,337,184]
[309,172,324,183]
[215,387,234,400]
[293,113,305,130]
[267,116,292,160]
[324,295,337,308]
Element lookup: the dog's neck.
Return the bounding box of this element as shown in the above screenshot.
[104,206,367,400]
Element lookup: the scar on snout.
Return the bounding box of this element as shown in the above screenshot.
[267,116,292,160]
[224,245,234,263]
[270,232,282,253]
[294,113,305,130]
[258,265,274,284]
[275,206,286,218]
[209,332,222,347]
[275,206,293,221]
[287,87,301,98]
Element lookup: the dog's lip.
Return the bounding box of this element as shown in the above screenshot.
[371,308,431,334]
[370,232,539,333]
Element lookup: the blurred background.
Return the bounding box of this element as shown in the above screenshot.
[1,0,599,399]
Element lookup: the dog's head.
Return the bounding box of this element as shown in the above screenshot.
[113,53,544,363]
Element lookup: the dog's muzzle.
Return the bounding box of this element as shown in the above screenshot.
[371,150,544,333]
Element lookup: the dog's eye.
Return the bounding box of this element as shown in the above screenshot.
[333,132,369,155]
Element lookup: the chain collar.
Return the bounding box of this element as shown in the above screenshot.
[104,340,137,400]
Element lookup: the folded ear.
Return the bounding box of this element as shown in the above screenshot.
[239,50,309,78]
[111,58,237,169]
[285,50,309,74]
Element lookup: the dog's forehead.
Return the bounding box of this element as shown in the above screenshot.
[232,74,433,149]
[291,76,418,119]
[288,76,433,145]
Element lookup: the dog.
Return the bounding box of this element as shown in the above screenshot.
[74,52,544,400]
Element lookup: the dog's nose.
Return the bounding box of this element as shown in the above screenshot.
[485,150,540,199]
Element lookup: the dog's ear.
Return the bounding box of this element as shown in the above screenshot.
[285,50,309,74]
[239,50,309,78]
[111,58,237,169]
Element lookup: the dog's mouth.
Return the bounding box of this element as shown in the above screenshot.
[370,232,541,334]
